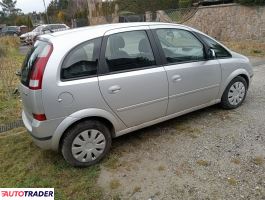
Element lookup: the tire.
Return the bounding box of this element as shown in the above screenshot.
[221,76,248,109]
[61,120,112,167]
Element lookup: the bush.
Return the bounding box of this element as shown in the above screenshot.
[179,0,192,8]
[237,0,265,5]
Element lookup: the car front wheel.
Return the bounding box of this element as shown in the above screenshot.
[61,120,112,167]
[221,76,248,109]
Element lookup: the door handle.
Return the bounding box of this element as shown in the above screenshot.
[108,85,121,94]
[172,75,182,82]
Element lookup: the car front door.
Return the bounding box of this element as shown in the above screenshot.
[98,27,168,127]
[152,26,221,115]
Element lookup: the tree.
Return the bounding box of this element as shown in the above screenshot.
[0,0,21,25]
[47,0,72,23]
[237,0,265,5]
[57,10,65,22]
[0,0,20,16]
[15,15,33,27]
[116,0,179,14]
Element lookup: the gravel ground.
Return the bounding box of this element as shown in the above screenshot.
[98,64,265,200]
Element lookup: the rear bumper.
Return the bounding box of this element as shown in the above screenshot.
[22,110,64,150]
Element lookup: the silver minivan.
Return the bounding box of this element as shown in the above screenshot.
[20,22,253,167]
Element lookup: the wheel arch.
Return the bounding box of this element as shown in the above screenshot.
[219,69,250,99]
[51,108,124,151]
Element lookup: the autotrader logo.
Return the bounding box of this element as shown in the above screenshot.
[0,188,54,200]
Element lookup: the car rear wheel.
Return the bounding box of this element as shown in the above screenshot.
[221,76,247,109]
[61,120,112,167]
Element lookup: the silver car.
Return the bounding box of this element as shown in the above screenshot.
[20,24,69,45]
[19,22,253,167]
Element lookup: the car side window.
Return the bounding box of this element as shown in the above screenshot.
[61,38,101,80]
[105,30,156,73]
[155,29,205,64]
[198,33,231,58]
[50,25,58,30]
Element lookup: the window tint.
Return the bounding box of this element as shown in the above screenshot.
[61,38,101,80]
[155,29,205,64]
[198,33,231,58]
[58,25,66,29]
[105,31,156,73]
[51,25,57,30]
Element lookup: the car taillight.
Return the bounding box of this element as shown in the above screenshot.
[29,44,53,90]
[33,113,47,121]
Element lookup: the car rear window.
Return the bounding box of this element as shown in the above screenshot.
[21,40,50,86]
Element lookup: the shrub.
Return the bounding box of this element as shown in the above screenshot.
[179,0,192,8]
[236,0,265,5]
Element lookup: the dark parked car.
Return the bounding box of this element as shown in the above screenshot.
[0,26,20,36]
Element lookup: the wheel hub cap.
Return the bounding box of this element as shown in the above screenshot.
[228,82,246,106]
[71,129,106,162]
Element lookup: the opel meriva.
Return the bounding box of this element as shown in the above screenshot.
[20,22,253,167]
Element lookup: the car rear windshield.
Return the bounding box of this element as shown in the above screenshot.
[21,40,50,86]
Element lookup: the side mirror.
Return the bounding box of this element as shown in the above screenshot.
[207,49,216,59]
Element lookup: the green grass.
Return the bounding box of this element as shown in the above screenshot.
[0,97,21,126]
[0,129,103,200]
[0,36,24,125]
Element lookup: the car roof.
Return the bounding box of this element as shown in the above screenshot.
[37,24,67,28]
[40,22,193,45]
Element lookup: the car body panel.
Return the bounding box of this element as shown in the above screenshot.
[164,60,221,115]
[98,67,168,127]
[19,22,253,151]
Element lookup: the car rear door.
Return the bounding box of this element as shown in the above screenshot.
[151,25,221,115]
[98,26,168,127]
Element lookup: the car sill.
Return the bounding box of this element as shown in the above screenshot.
[115,99,220,137]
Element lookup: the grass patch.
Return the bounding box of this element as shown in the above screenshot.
[158,165,166,171]
[131,186,141,196]
[175,123,202,138]
[0,129,103,200]
[252,156,264,165]
[0,36,25,125]
[223,40,265,57]
[109,179,121,190]
[196,160,210,167]
[111,194,122,200]
[103,153,120,170]
[0,97,21,126]
[227,177,238,186]
[231,158,241,165]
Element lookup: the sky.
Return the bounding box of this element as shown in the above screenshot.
[16,0,53,13]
